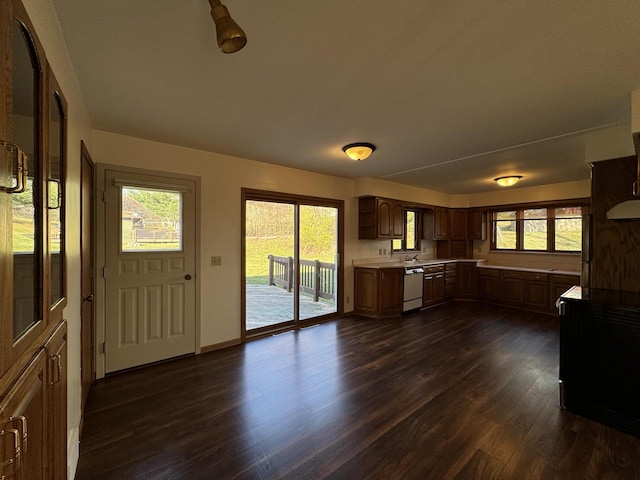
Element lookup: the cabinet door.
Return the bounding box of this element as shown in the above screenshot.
[456,264,476,298]
[434,208,449,240]
[478,271,501,302]
[379,269,403,315]
[434,273,445,302]
[502,276,524,305]
[45,321,67,480]
[469,209,486,240]
[0,350,48,480]
[354,268,378,315]
[391,202,404,238]
[376,198,392,238]
[423,274,434,306]
[1,0,48,376]
[450,209,468,240]
[524,281,549,310]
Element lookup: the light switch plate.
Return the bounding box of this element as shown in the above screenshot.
[211,256,222,266]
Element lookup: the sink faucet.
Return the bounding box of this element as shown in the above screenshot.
[405,254,419,261]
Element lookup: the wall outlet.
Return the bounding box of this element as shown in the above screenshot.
[346,296,350,304]
[211,256,222,266]
[378,248,383,255]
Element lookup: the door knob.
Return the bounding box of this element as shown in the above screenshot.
[82,294,94,302]
[184,274,192,280]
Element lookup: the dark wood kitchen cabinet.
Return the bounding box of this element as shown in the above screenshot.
[358,196,405,240]
[450,209,468,240]
[468,208,486,240]
[477,268,501,303]
[433,207,449,240]
[502,271,525,306]
[354,267,403,317]
[423,264,445,307]
[455,263,476,299]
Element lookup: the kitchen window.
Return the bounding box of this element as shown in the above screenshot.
[490,203,586,253]
[392,209,421,252]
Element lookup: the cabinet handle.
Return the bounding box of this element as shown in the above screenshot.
[0,428,21,476]
[49,354,62,385]
[7,416,27,456]
[0,140,28,194]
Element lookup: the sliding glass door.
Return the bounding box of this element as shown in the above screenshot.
[243,190,342,336]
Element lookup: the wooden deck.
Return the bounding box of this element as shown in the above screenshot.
[246,284,337,330]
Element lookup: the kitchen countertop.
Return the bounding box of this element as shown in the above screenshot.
[354,259,579,276]
[477,264,580,276]
[354,259,482,269]
[560,286,640,312]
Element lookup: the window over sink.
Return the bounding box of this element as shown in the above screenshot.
[392,209,421,252]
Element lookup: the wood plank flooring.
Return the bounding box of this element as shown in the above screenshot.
[76,302,640,479]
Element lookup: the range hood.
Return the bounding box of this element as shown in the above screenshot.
[606,93,640,220]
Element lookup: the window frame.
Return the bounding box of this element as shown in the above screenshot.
[490,200,589,253]
[392,208,422,253]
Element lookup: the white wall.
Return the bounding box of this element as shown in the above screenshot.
[22,0,93,477]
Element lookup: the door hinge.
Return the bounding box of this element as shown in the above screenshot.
[102,190,106,202]
[102,266,107,278]
[100,342,106,354]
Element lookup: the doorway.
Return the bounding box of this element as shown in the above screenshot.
[80,141,95,410]
[100,166,198,373]
[242,189,343,338]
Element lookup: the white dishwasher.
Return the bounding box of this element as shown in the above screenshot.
[403,267,424,312]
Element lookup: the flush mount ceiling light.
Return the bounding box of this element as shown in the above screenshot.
[342,143,376,161]
[209,0,247,54]
[494,175,523,187]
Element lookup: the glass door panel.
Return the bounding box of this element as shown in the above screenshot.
[49,91,65,307]
[12,19,41,341]
[299,205,338,321]
[245,200,295,331]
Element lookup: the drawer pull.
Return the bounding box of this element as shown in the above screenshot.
[0,428,21,476]
[7,417,27,456]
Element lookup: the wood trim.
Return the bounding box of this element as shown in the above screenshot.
[241,188,345,342]
[201,338,241,353]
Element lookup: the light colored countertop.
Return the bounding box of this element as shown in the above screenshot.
[354,259,579,276]
[354,259,483,269]
[476,264,579,276]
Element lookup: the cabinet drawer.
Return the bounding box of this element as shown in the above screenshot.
[503,270,549,282]
[445,269,456,278]
[552,274,580,284]
[445,263,457,271]
[445,276,456,286]
[478,268,500,277]
[424,265,444,274]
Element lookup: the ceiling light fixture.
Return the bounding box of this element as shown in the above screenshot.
[342,143,376,161]
[494,175,523,187]
[209,0,247,54]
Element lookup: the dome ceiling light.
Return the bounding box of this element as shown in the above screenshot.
[494,175,523,187]
[342,143,376,161]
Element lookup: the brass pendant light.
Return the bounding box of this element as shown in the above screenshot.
[208,0,247,54]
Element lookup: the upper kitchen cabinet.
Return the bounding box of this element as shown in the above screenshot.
[468,208,486,240]
[450,209,468,240]
[433,207,449,240]
[358,196,405,240]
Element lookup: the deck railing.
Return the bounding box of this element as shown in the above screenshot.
[267,255,336,302]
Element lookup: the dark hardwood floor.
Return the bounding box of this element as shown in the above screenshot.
[76,302,640,479]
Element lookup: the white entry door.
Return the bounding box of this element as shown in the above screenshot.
[104,169,196,373]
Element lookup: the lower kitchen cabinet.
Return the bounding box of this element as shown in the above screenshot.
[45,321,68,480]
[354,267,403,318]
[423,265,445,307]
[456,263,476,299]
[477,268,501,302]
[444,263,456,299]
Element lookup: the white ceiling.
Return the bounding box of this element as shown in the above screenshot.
[52,0,640,194]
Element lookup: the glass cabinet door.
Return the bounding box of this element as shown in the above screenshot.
[48,82,66,312]
[11,18,42,344]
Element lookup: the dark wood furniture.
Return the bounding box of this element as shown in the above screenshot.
[353,267,403,317]
[559,287,640,437]
[358,196,405,240]
[422,264,445,307]
[468,208,486,240]
[0,1,68,477]
[477,267,577,313]
[456,262,477,299]
[590,156,640,292]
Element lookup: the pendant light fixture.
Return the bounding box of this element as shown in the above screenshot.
[342,143,376,161]
[494,175,523,187]
[209,0,247,54]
